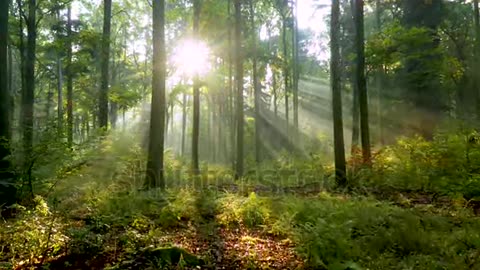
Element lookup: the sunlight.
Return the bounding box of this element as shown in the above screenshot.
[171,39,211,78]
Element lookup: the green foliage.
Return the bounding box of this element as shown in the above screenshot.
[0,196,67,268]
[364,129,480,199]
[217,192,272,228]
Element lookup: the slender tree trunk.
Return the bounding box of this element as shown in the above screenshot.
[331,0,347,186]
[23,0,36,160]
[234,0,244,179]
[273,70,278,116]
[56,53,63,135]
[250,0,261,164]
[282,13,289,136]
[181,93,187,156]
[8,44,13,140]
[228,0,236,169]
[292,0,299,134]
[145,0,166,189]
[474,0,480,120]
[110,56,117,129]
[375,0,384,145]
[354,0,371,164]
[67,6,73,146]
[99,0,111,129]
[192,0,201,175]
[351,79,360,153]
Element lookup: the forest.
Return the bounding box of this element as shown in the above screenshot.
[2,0,480,269]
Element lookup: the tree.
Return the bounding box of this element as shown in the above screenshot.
[145,0,166,189]
[23,0,36,172]
[234,0,244,179]
[249,0,261,164]
[292,0,299,134]
[474,0,480,119]
[354,0,371,163]
[67,6,73,146]
[99,0,112,129]
[192,0,201,175]
[56,10,64,136]
[0,0,15,206]
[331,0,347,186]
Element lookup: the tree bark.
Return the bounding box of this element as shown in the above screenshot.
[331,0,347,186]
[67,6,73,146]
[250,0,261,164]
[292,0,299,134]
[145,0,166,189]
[192,0,201,175]
[281,12,289,137]
[23,0,36,162]
[474,0,480,120]
[234,0,244,179]
[0,0,16,206]
[99,0,112,129]
[181,92,187,156]
[354,0,371,164]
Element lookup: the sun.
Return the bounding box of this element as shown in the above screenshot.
[171,39,211,78]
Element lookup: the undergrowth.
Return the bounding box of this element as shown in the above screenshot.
[2,129,480,269]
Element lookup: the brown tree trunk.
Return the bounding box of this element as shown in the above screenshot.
[354,0,371,164]
[331,0,347,186]
[249,0,261,164]
[234,0,244,179]
[99,0,111,129]
[192,0,201,175]
[67,6,73,146]
[145,0,166,189]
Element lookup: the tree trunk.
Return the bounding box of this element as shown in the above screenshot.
[292,0,299,134]
[354,0,371,164]
[331,0,347,186]
[273,70,278,117]
[249,0,261,164]
[56,52,63,135]
[181,92,187,156]
[67,6,73,146]
[0,0,16,206]
[351,78,360,153]
[282,13,289,137]
[375,0,384,144]
[234,0,244,179]
[99,0,111,129]
[228,0,236,169]
[475,0,480,120]
[145,0,166,189]
[192,0,201,175]
[23,0,36,163]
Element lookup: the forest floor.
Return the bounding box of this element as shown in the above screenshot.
[3,132,480,269]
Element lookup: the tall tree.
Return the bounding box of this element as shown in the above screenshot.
[145,0,166,189]
[292,0,299,134]
[331,0,347,186]
[234,0,244,179]
[23,0,36,162]
[192,0,201,175]
[474,0,480,120]
[56,10,64,136]
[67,6,73,146]
[280,3,289,136]
[354,0,371,163]
[0,0,15,206]
[249,0,261,164]
[99,0,112,129]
